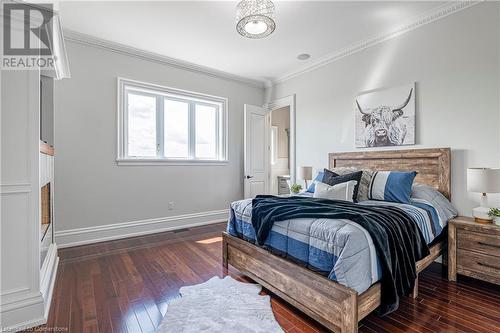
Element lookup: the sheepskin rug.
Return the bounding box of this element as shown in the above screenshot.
[155,276,284,333]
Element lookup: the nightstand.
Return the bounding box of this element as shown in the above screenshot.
[448,216,500,285]
[277,175,290,195]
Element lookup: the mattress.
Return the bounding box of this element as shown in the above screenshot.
[227,194,449,294]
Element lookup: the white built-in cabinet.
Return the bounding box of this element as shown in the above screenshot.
[39,147,57,310]
[0,66,48,333]
[0,3,68,331]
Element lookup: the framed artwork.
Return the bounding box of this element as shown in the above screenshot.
[355,83,415,148]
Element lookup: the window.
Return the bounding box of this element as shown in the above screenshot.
[117,78,228,164]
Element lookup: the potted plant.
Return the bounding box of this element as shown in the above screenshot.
[289,184,303,195]
[488,208,500,226]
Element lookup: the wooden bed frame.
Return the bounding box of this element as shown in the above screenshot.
[222,148,451,333]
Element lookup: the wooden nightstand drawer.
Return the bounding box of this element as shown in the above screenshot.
[457,230,500,258]
[457,249,500,285]
[448,216,500,284]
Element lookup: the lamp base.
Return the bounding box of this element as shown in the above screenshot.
[475,217,493,224]
[472,206,492,223]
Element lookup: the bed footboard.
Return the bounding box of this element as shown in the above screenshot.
[222,232,359,333]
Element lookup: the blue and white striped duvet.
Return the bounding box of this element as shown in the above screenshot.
[227,194,449,294]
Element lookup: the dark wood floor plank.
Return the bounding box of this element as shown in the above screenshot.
[390,301,464,333]
[274,312,296,331]
[358,324,381,333]
[55,263,73,331]
[92,276,110,333]
[44,263,64,329]
[389,311,452,333]
[108,299,129,333]
[29,223,500,333]
[418,285,500,322]
[360,317,396,333]
[113,277,143,333]
[419,298,500,333]
[79,261,100,332]
[132,302,156,333]
[142,298,163,329]
[397,298,474,333]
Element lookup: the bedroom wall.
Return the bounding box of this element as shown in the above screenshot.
[268,2,500,216]
[54,41,264,246]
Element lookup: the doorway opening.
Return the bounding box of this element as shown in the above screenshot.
[267,94,296,195]
[269,106,290,195]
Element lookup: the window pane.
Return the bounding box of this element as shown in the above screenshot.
[195,104,218,159]
[164,99,189,158]
[127,93,157,157]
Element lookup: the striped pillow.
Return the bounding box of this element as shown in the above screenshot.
[368,171,417,204]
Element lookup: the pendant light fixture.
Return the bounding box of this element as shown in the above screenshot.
[236,0,276,39]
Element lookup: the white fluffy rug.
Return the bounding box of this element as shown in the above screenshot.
[155,276,284,333]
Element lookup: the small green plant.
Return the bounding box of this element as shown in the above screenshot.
[488,207,500,218]
[290,183,303,194]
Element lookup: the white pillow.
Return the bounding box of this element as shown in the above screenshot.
[313,180,358,202]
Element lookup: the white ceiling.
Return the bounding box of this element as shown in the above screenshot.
[59,1,448,83]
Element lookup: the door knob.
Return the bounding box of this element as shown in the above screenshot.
[245,175,254,179]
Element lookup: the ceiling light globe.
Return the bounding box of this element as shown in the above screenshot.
[245,20,268,35]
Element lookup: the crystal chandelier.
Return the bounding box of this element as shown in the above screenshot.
[236,0,276,39]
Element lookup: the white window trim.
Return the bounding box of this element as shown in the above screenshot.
[117,77,229,165]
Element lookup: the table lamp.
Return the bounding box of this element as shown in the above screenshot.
[298,166,313,189]
[467,168,500,223]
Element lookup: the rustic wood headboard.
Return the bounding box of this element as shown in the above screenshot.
[329,148,451,199]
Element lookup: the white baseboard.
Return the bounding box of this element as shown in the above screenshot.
[55,209,229,248]
[40,244,59,320]
[0,292,45,332]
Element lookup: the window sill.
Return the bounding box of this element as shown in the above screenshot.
[116,158,229,166]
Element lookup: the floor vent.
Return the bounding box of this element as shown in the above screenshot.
[173,228,190,233]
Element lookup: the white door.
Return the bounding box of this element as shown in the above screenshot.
[244,104,268,198]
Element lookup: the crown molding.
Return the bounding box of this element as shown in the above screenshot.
[272,1,481,85]
[63,29,266,89]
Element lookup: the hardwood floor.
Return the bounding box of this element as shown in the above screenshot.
[36,223,500,333]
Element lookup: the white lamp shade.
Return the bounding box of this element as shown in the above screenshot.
[467,168,500,193]
[298,166,313,181]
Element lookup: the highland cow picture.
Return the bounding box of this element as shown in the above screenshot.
[355,84,415,148]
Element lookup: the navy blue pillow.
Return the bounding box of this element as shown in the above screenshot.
[322,169,363,202]
[368,171,417,203]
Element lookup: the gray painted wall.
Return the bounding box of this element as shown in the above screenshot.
[55,41,264,231]
[269,3,500,215]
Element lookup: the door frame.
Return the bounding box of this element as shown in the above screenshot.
[265,94,296,190]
